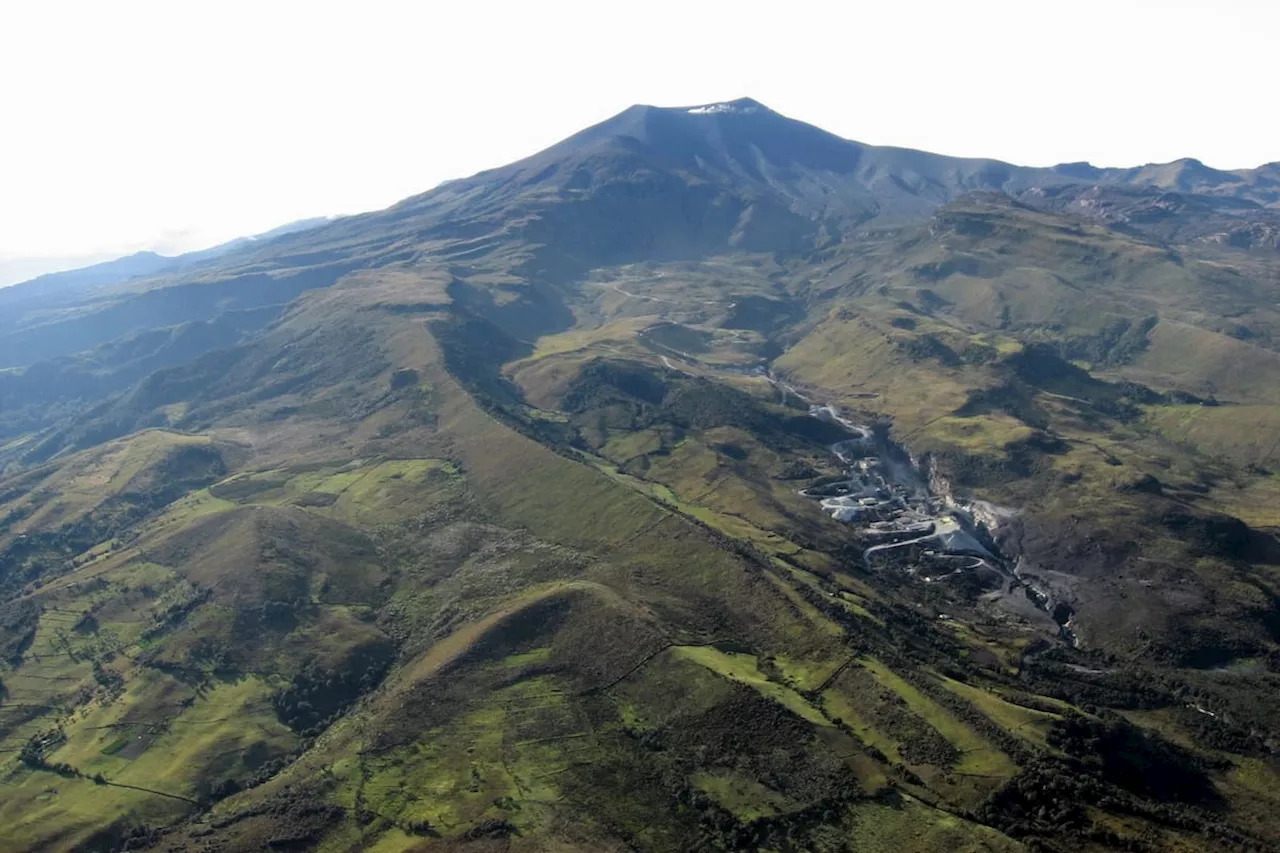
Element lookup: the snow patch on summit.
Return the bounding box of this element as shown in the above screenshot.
[686,101,762,115]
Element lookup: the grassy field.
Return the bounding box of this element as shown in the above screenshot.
[0,429,216,550]
[669,645,832,726]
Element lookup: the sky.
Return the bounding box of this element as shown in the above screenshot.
[2,0,1278,286]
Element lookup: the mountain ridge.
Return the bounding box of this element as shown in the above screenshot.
[393,98,1280,218]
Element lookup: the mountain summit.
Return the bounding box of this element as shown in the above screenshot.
[369,96,1280,265]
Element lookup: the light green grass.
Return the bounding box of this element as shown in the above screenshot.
[344,674,583,835]
[771,654,844,691]
[670,646,830,726]
[585,453,802,556]
[848,794,1025,852]
[149,487,237,532]
[820,688,902,763]
[51,673,297,800]
[861,660,1017,777]
[0,430,213,547]
[937,676,1061,747]
[690,770,791,820]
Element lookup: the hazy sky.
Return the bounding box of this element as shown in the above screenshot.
[2,0,1277,285]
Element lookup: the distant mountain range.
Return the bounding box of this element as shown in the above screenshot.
[0,216,333,297]
[2,99,1280,853]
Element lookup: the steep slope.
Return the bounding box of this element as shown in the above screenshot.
[2,100,1280,853]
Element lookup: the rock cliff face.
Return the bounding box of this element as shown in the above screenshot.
[895,442,1075,636]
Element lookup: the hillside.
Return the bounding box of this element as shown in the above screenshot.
[2,100,1280,853]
